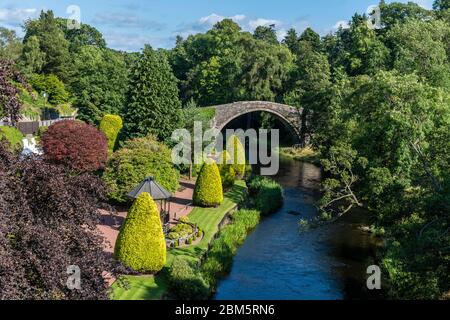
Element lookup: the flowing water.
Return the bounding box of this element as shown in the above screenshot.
[215,156,384,300]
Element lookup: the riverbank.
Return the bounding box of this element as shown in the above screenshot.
[110,180,247,300]
[279,147,320,165]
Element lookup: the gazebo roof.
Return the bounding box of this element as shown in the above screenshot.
[127,177,172,200]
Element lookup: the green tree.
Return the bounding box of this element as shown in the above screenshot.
[299,27,321,51]
[20,36,45,75]
[386,18,450,88]
[433,0,450,10]
[123,45,182,141]
[282,28,299,54]
[23,10,71,81]
[253,25,278,45]
[56,19,106,51]
[193,162,223,207]
[114,193,166,272]
[70,46,128,124]
[29,74,69,105]
[0,28,22,62]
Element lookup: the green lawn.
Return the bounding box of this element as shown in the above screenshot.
[110,180,247,300]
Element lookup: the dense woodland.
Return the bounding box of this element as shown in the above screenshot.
[0,0,449,299]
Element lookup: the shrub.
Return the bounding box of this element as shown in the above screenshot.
[193,162,223,207]
[167,259,209,300]
[99,114,123,155]
[0,126,24,151]
[103,135,179,203]
[247,175,268,196]
[255,180,284,215]
[42,120,108,172]
[220,164,235,189]
[114,193,166,272]
[226,135,246,178]
[200,209,260,287]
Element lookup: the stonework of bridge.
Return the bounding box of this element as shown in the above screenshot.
[211,101,303,143]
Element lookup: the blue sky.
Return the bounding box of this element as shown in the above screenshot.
[0,0,434,51]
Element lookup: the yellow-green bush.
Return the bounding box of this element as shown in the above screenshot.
[193,161,223,207]
[99,114,123,155]
[114,193,166,272]
[0,126,24,152]
[226,135,246,178]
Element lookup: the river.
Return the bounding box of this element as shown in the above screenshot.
[215,156,384,300]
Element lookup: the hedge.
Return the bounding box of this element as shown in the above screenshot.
[193,162,223,207]
[250,176,284,215]
[167,258,209,300]
[114,193,166,272]
[201,209,260,287]
[103,135,179,203]
[99,114,123,155]
[0,126,24,152]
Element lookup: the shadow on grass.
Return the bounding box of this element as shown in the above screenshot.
[225,182,247,204]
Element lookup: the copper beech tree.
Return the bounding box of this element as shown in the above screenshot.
[42,120,108,172]
[0,143,124,299]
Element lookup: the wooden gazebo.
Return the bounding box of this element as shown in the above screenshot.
[127,177,172,233]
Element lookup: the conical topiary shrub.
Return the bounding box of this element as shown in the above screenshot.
[193,161,223,207]
[114,192,166,272]
[226,135,246,178]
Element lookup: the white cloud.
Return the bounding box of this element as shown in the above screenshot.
[248,18,281,30]
[0,7,39,34]
[332,20,350,30]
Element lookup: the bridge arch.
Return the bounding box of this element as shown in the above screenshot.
[211,101,303,144]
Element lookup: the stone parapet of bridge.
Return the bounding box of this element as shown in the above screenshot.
[210,101,303,143]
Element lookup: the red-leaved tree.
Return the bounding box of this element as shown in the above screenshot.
[0,142,126,299]
[0,59,31,125]
[42,120,108,172]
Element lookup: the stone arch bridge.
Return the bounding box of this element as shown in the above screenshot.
[210,101,303,144]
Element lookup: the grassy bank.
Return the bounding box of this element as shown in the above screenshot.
[279,146,319,164]
[110,180,247,300]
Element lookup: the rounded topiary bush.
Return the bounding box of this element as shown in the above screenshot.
[193,161,223,207]
[114,192,166,272]
[42,120,108,172]
[99,114,123,155]
[226,135,246,178]
[103,135,179,203]
[0,126,24,152]
[220,164,235,189]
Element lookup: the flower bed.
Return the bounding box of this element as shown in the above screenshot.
[165,218,203,248]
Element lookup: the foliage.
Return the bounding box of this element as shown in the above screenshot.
[167,223,194,240]
[254,179,284,215]
[70,46,128,124]
[0,60,31,125]
[167,259,209,300]
[226,135,246,178]
[99,114,123,155]
[0,143,122,299]
[42,120,108,172]
[201,209,260,287]
[123,45,182,141]
[29,73,69,105]
[193,162,224,207]
[220,163,236,189]
[0,126,24,151]
[253,25,278,45]
[103,135,179,203]
[23,10,70,81]
[0,28,22,62]
[114,193,166,273]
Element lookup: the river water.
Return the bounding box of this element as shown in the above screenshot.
[215,156,384,300]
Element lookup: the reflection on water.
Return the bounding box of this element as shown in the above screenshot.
[215,156,384,300]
